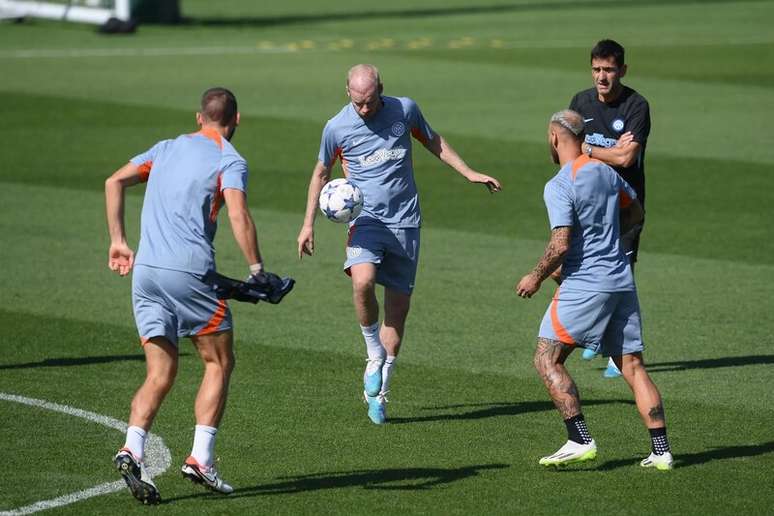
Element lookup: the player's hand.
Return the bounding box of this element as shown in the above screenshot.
[615,131,635,148]
[515,273,541,298]
[297,226,315,259]
[108,242,134,276]
[467,172,501,193]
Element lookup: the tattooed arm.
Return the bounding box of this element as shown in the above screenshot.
[515,226,571,298]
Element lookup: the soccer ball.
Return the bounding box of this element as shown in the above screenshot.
[319,178,364,223]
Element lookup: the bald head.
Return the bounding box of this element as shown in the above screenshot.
[347,64,381,90]
[346,64,383,119]
[549,109,584,140]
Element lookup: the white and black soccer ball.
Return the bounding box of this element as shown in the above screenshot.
[319,178,364,223]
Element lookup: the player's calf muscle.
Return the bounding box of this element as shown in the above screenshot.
[534,338,581,419]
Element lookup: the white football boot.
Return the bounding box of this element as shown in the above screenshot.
[640,451,674,470]
[539,439,597,467]
[181,456,234,494]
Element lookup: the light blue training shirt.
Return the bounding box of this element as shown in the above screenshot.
[543,155,637,292]
[130,127,248,274]
[318,96,435,228]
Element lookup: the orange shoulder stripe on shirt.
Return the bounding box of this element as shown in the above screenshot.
[210,173,224,222]
[571,154,591,180]
[137,160,153,182]
[198,299,228,335]
[550,288,576,346]
[328,147,342,168]
[196,127,224,150]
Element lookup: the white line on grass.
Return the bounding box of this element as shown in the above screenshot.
[0,46,298,59]
[0,392,171,515]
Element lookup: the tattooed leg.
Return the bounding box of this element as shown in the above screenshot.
[615,353,666,429]
[534,338,580,419]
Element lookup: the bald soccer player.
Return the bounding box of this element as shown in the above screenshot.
[515,109,673,470]
[106,87,265,503]
[297,64,501,424]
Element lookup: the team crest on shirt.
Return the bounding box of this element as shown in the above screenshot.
[391,121,406,137]
[612,118,625,132]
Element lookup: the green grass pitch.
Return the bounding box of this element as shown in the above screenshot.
[1,0,773,514]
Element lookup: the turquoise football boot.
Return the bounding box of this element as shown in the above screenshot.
[364,391,387,425]
[603,358,623,378]
[363,358,384,397]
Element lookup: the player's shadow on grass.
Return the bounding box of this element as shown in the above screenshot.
[388,399,633,425]
[646,354,774,373]
[166,463,508,502]
[0,353,189,370]
[585,441,774,471]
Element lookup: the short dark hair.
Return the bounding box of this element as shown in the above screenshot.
[200,87,238,126]
[590,39,625,67]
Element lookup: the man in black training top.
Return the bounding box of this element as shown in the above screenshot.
[569,39,651,374]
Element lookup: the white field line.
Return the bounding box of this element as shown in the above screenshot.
[0,45,298,59]
[0,392,171,515]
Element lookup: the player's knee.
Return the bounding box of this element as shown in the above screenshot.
[351,274,375,295]
[620,353,645,376]
[223,352,235,376]
[203,348,234,372]
[145,369,176,394]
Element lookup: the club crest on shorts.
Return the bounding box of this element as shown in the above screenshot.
[612,118,625,132]
[347,246,362,258]
[391,121,406,137]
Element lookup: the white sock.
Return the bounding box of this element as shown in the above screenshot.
[191,424,218,468]
[123,426,147,461]
[608,358,621,372]
[361,322,386,363]
[381,355,396,393]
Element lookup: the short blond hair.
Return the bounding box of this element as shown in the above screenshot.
[347,64,381,88]
[550,109,584,138]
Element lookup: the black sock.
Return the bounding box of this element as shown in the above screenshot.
[564,414,593,445]
[649,427,671,455]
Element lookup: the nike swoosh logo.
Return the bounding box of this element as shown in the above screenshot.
[583,118,594,123]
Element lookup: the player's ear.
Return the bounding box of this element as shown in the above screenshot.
[196,112,204,127]
[620,63,628,78]
[345,85,351,98]
[377,82,383,95]
[235,112,241,126]
[549,127,558,146]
